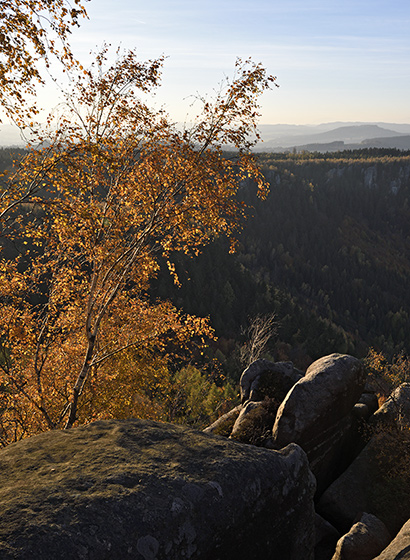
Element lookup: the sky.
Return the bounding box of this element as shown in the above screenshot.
[55,0,410,126]
[4,0,410,130]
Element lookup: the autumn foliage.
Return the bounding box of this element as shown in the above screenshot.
[0,0,88,124]
[0,46,276,444]
[365,348,410,403]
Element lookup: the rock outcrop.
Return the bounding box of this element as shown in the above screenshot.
[271,353,366,492]
[2,351,409,559]
[202,353,410,559]
[0,418,316,560]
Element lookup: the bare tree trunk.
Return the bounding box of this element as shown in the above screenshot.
[240,312,277,367]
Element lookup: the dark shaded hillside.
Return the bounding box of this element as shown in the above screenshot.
[2,147,410,376]
[153,150,410,373]
[0,147,27,174]
[247,152,410,351]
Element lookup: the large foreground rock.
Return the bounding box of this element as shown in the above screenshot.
[272,354,366,492]
[0,419,316,560]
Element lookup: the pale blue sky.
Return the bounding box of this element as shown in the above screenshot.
[31,0,410,125]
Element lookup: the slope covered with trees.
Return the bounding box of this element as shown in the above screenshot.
[153,149,410,375]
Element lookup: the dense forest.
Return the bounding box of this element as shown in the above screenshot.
[2,147,410,382]
[152,149,410,378]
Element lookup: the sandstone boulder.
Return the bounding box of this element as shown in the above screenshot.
[230,398,279,445]
[239,359,303,404]
[203,404,241,436]
[272,353,366,492]
[0,418,316,560]
[331,512,391,560]
[352,402,370,420]
[373,518,410,560]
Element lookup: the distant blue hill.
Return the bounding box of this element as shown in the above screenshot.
[257,123,410,151]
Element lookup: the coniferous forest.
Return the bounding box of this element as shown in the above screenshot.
[152,149,410,378]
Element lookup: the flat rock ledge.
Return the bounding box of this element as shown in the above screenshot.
[0,419,316,560]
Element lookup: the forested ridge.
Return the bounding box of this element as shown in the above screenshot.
[152,149,410,375]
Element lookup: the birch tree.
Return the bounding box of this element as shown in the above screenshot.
[0,48,277,441]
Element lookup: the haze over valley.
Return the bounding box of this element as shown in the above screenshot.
[3,122,410,152]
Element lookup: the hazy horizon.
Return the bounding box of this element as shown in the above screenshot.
[2,120,410,149]
[1,0,410,129]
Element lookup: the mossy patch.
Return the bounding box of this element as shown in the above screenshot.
[0,418,316,560]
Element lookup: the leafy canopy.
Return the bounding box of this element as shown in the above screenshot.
[0,47,276,442]
[0,0,88,124]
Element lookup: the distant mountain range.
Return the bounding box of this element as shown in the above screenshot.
[2,122,410,152]
[256,123,410,152]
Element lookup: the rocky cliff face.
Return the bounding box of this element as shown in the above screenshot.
[325,162,410,194]
[206,353,410,559]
